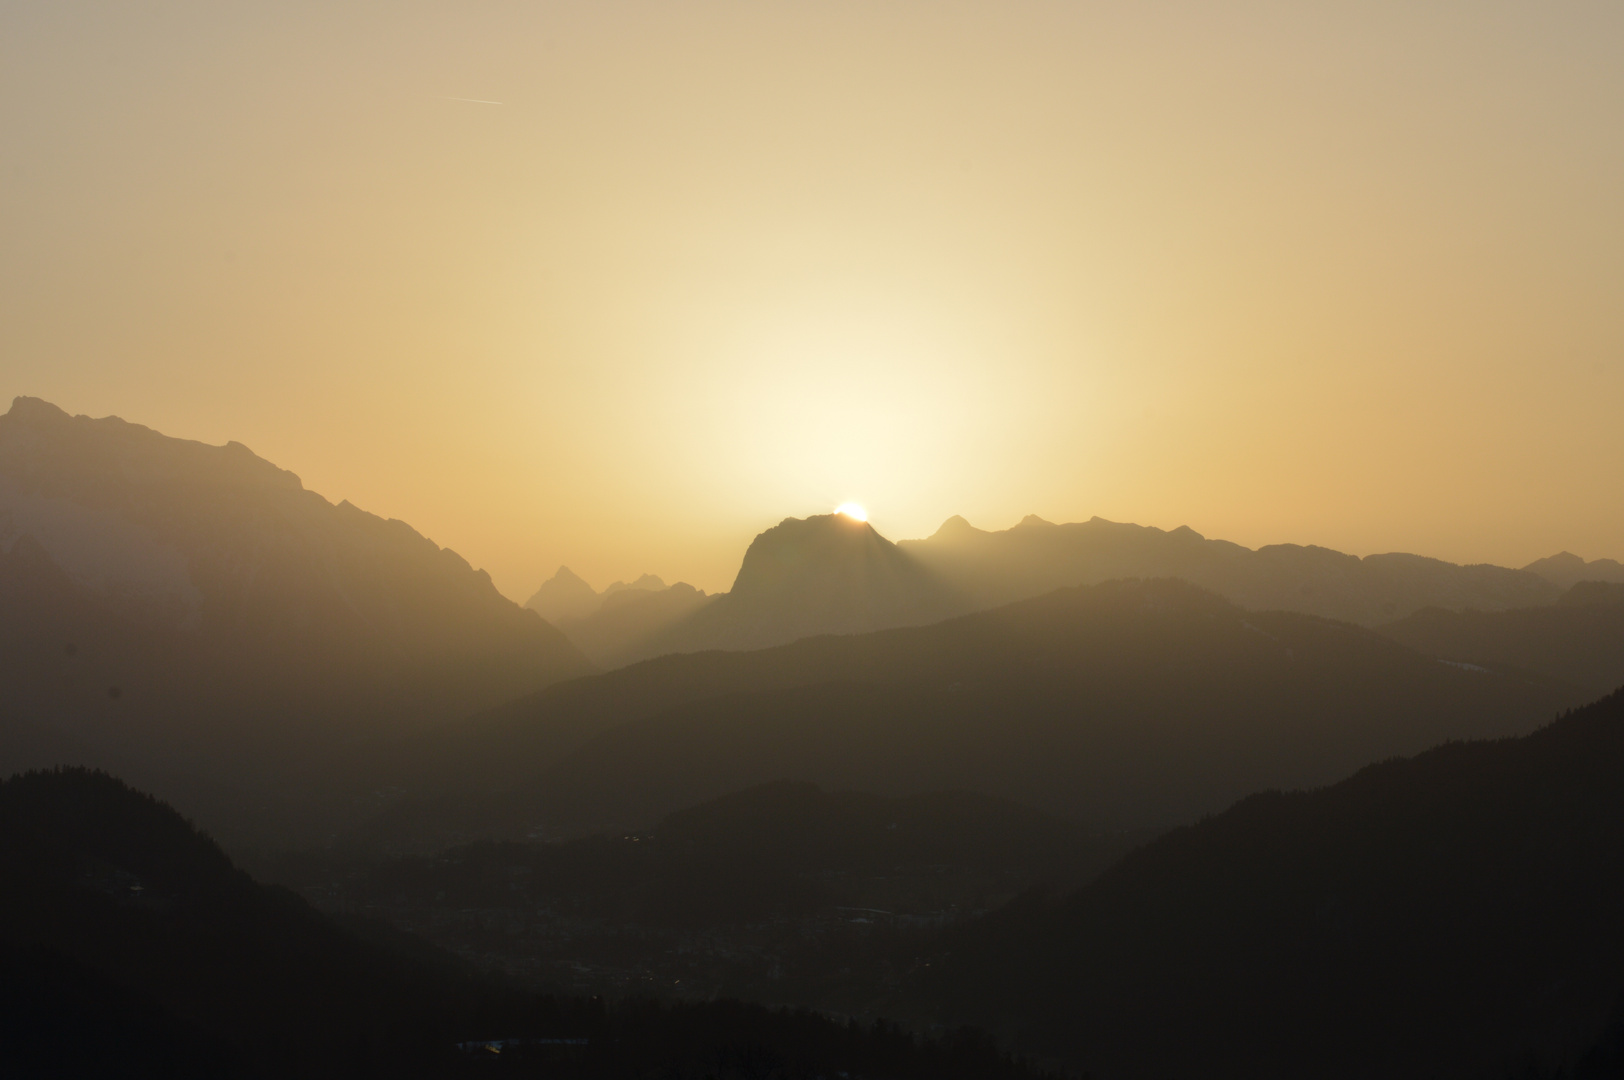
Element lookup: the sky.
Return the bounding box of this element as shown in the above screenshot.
[3,1,1621,599]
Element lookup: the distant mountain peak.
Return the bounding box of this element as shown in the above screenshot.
[928,515,985,541]
[526,565,602,624]
[1524,551,1624,589]
[1016,514,1055,529]
[605,573,668,596]
[549,565,591,587]
[7,396,72,422]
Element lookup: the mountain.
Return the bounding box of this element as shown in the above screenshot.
[533,513,1567,670]
[526,565,716,666]
[260,782,1121,1007]
[555,582,716,667]
[900,513,1560,625]
[372,578,1579,845]
[1377,581,1624,698]
[524,565,602,623]
[911,686,1624,1080]
[604,572,669,596]
[1524,551,1624,590]
[614,513,964,662]
[0,398,591,837]
[0,767,1051,1079]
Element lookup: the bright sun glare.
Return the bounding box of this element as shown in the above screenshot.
[835,503,868,522]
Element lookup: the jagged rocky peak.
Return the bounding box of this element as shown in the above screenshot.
[525,565,603,624]
[605,573,668,596]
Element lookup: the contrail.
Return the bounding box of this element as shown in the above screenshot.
[446,96,504,105]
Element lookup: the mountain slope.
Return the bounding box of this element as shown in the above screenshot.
[1524,551,1624,590]
[525,566,717,666]
[1379,581,1624,697]
[524,565,602,623]
[914,688,1624,1080]
[0,768,1053,1079]
[381,578,1579,842]
[0,398,591,815]
[616,513,964,662]
[900,513,1559,625]
[555,582,716,666]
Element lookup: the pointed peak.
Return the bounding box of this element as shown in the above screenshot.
[927,515,985,541]
[548,565,591,586]
[5,396,72,423]
[1016,514,1056,529]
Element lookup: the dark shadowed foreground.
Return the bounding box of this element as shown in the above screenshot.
[0,768,1055,1080]
[911,688,1624,1079]
[254,782,1129,1012]
[373,578,1579,846]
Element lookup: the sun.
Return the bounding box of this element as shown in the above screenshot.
[835,503,868,522]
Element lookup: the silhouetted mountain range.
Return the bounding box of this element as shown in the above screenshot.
[0,398,590,836]
[540,514,963,666]
[902,513,1560,626]
[1378,580,1624,697]
[525,566,604,624]
[910,687,1624,1079]
[1523,551,1624,590]
[527,567,715,667]
[528,512,1589,670]
[0,767,1054,1079]
[256,782,1124,1009]
[370,578,1578,847]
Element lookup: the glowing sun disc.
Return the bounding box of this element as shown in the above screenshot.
[835,503,868,521]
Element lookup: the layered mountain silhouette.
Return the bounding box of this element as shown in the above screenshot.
[0,398,590,835]
[1378,580,1624,697]
[524,565,604,623]
[0,767,1048,1079]
[529,512,1580,670]
[900,513,1560,626]
[372,578,1578,845]
[912,686,1624,1080]
[259,781,1125,1010]
[527,567,715,666]
[278,782,1105,934]
[1524,550,1624,590]
[595,513,964,663]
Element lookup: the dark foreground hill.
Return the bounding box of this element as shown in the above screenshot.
[0,398,590,837]
[0,768,1052,1080]
[1379,581,1624,697]
[912,687,1624,1080]
[260,783,1124,1010]
[372,579,1579,845]
[900,513,1558,626]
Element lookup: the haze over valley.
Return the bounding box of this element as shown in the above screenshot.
[5,2,1624,1076]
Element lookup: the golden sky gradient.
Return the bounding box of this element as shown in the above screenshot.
[3,2,1621,598]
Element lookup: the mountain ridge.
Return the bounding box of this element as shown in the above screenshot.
[911,686,1624,1079]
[0,397,593,843]
[365,577,1580,846]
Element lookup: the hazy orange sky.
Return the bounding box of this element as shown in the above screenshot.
[4,2,1621,598]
